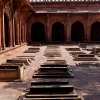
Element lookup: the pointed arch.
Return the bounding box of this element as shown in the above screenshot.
[91,21,100,41]
[52,22,65,42]
[31,22,45,42]
[71,21,84,41]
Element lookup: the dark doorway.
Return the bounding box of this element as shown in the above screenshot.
[71,21,84,41]
[91,21,100,41]
[31,22,45,42]
[52,22,65,42]
[4,13,9,47]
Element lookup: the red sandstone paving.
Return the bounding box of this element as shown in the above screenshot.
[0,44,100,100]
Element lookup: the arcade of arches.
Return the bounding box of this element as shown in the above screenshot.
[0,0,100,51]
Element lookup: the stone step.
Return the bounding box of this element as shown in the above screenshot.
[23,97,82,100]
[38,67,69,72]
[33,74,74,78]
[29,85,74,94]
[42,60,67,67]
[41,64,67,67]
[25,93,78,98]
[31,81,69,85]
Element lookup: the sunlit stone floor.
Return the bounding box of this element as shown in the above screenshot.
[0,44,100,100]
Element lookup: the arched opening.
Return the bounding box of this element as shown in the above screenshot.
[71,21,84,41]
[31,22,45,42]
[91,21,100,41]
[52,22,65,42]
[4,13,10,47]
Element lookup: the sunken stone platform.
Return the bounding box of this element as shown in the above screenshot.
[73,54,98,61]
[33,64,74,78]
[22,79,81,100]
[69,52,86,56]
[21,83,81,100]
[23,50,39,53]
[42,60,67,67]
[73,54,95,58]
[65,48,81,51]
[28,47,40,50]
[6,58,31,66]
[0,64,24,81]
[74,57,98,61]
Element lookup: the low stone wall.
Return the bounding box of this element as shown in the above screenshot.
[0,65,24,81]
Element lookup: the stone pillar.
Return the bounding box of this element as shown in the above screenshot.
[19,21,22,44]
[27,22,31,44]
[16,18,20,45]
[47,14,51,43]
[0,6,3,50]
[21,23,24,43]
[23,23,25,43]
[86,14,91,42]
[0,7,5,50]
[9,18,13,47]
[65,17,67,43]
[67,14,71,43]
[12,17,15,47]
[24,22,26,43]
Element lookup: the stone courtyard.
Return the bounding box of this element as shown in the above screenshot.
[0,44,100,100]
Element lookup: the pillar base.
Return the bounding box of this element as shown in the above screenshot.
[1,44,5,50]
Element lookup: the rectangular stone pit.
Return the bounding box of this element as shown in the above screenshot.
[17,56,35,58]
[1,63,26,68]
[6,58,31,66]
[28,48,40,50]
[42,60,67,67]
[69,52,86,57]
[74,54,95,58]
[0,64,24,81]
[23,50,39,53]
[65,48,81,51]
[74,57,98,61]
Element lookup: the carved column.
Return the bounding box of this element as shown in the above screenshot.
[19,20,22,44]
[12,17,15,47]
[0,7,5,50]
[86,14,91,42]
[9,18,13,47]
[67,14,71,43]
[0,6,3,50]
[16,16,20,45]
[21,24,24,43]
[47,14,51,43]
[24,22,26,43]
[65,16,67,43]
[21,20,25,43]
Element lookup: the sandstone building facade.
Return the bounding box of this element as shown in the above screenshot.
[0,0,100,50]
